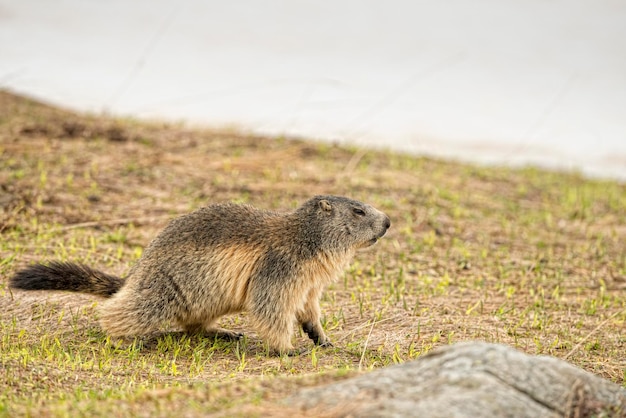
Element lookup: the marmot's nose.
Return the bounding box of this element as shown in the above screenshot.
[383,216,391,230]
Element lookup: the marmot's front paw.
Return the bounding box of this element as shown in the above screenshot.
[302,321,330,346]
[318,340,333,348]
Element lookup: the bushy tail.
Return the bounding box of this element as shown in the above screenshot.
[10,261,124,297]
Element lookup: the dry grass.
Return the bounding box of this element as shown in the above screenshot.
[0,90,625,416]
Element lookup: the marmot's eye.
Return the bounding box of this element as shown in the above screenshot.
[352,208,366,216]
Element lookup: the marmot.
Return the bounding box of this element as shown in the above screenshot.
[10,195,390,354]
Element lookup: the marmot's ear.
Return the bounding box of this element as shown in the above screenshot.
[319,199,332,212]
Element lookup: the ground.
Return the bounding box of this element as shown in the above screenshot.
[0,90,624,417]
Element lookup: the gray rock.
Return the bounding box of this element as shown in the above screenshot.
[288,342,626,417]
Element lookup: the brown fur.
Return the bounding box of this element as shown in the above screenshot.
[10,195,390,354]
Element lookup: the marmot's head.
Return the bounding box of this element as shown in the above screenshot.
[298,195,391,251]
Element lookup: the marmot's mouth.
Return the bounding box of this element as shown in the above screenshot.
[359,229,388,248]
[358,237,379,248]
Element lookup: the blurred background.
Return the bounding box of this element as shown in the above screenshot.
[1,0,625,181]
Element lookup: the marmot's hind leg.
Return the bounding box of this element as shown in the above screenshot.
[98,304,167,337]
[98,288,174,337]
